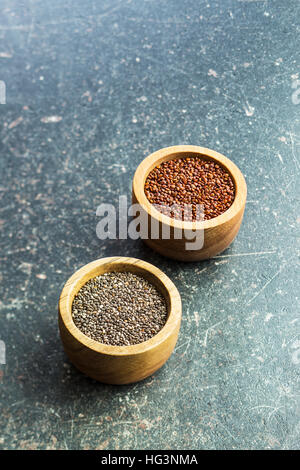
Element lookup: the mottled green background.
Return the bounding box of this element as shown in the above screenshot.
[0,0,299,450]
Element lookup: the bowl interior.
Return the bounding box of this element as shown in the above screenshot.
[68,260,171,319]
[133,146,247,230]
[143,151,237,201]
[59,258,180,355]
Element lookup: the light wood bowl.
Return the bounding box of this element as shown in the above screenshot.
[132,145,247,261]
[58,257,182,384]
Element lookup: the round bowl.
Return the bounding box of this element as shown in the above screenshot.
[58,257,182,384]
[132,145,247,261]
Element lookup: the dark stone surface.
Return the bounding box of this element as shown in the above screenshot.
[0,0,299,450]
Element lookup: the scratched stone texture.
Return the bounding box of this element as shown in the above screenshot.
[0,0,299,450]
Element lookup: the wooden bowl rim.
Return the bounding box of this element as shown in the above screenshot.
[59,257,182,356]
[133,145,247,229]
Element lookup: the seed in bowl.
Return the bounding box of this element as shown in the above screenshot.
[72,272,168,346]
[144,156,235,221]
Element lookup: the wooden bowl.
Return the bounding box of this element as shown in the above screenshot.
[132,145,247,261]
[58,257,182,385]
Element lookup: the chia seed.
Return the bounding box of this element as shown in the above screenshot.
[72,271,168,346]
